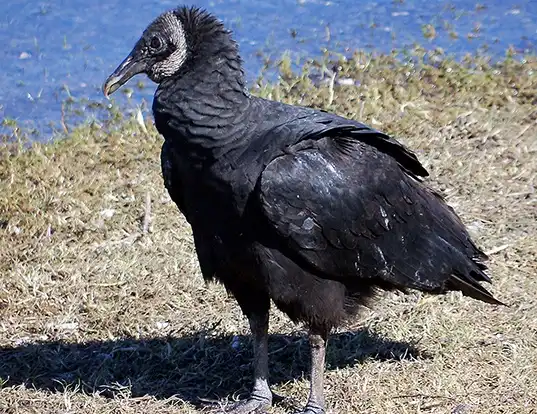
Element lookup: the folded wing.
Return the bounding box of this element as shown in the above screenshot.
[257,131,502,305]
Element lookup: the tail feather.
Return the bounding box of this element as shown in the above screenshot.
[469,255,492,283]
[448,273,506,306]
[422,193,504,305]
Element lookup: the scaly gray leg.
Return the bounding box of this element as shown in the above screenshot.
[227,312,272,414]
[296,331,328,414]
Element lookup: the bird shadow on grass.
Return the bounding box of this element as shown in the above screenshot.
[0,328,428,406]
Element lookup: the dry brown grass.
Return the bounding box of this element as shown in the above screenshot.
[0,52,536,414]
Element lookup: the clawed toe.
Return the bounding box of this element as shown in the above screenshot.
[224,396,272,414]
[290,402,325,414]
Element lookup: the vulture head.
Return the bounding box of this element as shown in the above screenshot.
[103,7,236,97]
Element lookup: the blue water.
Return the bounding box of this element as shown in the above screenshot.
[1,0,536,139]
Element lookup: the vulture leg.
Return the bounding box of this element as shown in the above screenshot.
[228,312,272,413]
[298,331,328,414]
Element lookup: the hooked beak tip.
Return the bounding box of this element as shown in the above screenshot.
[103,55,143,98]
[102,77,119,99]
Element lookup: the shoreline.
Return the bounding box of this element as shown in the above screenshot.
[1,46,535,143]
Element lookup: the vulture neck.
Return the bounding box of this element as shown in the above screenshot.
[155,34,250,164]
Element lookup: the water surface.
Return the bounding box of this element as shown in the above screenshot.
[1,0,535,139]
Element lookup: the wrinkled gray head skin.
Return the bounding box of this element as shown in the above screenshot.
[145,12,188,81]
[103,11,187,97]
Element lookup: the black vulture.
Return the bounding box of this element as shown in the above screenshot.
[103,6,503,413]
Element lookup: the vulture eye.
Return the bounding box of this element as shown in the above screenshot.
[150,36,162,49]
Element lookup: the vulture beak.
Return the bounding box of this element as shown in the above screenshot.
[103,52,147,98]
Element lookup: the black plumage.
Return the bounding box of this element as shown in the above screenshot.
[103,7,503,413]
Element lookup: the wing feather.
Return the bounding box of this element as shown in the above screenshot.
[257,137,502,305]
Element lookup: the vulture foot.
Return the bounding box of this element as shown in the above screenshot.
[291,405,325,414]
[225,395,272,414]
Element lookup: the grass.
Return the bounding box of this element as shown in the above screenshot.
[0,50,536,413]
